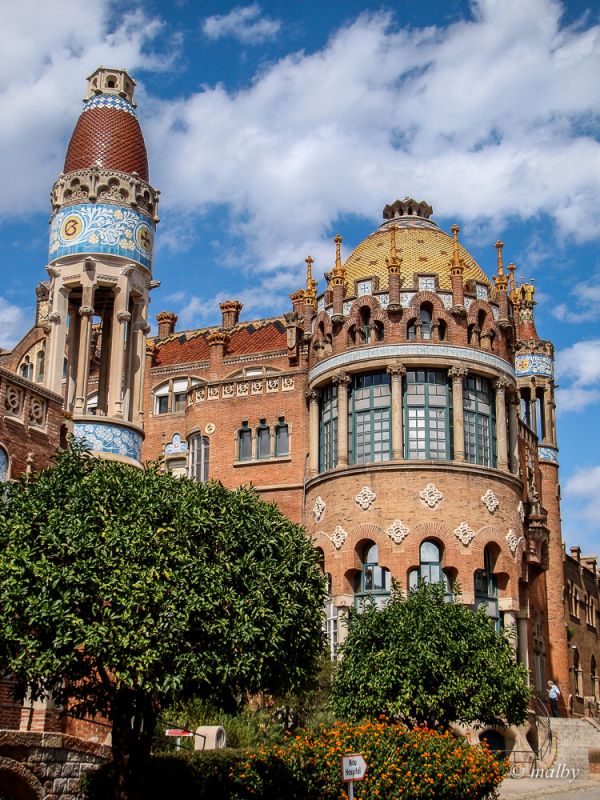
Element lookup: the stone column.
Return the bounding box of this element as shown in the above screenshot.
[387,364,406,460]
[529,385,538,436]
[97,306,112,416]
[508,392,519,475]
[333,373,350,468]
[494,378,510,471]
[449,367,468,461]
[503,610,518,654]
[65,303,80,412]
[108,281,130,418]
[73,304,94,413]
[307,389,320,476]
[543,384,554,445]
[45,275,70,396]
[126,298,147,423]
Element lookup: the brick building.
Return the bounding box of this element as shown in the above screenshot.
[1,67,598,742]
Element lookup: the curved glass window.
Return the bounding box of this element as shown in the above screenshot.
[464,375,496,466]
[188,434,209,482]
[404,369,452,460]
[349,371,391,464]
[409,540,452,598]
[474,546,500,630]
[319,384,338,471]
[354,543,391,609]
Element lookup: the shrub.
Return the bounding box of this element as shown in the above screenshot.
[83,720,506,800]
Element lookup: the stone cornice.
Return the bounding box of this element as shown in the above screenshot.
[0,367,63,403]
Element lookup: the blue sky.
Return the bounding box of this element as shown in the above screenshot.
[1,0,599,551]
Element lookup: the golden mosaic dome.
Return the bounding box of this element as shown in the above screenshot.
[343,199,493,295]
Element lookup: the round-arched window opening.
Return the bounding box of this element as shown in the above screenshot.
[480,730,506,761]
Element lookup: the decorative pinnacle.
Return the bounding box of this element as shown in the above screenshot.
[329,234,345,288]
[450,224,464,273]
[507,262,516,299]
[385,225,402,272]
[494,240,508,291]
[304,255,317,302]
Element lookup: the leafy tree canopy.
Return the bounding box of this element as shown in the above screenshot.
[0,446,325,799]
[330,581,530,728]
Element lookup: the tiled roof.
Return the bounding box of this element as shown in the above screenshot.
[64,103,149,181]
[154,317,288,367]
[344,217,495,296]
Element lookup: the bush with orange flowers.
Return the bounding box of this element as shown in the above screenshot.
[84,718,507,799]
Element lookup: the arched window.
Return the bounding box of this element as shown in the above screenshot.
[589,598,596,628]
[238,421,252,461]
[275,417,289,457]
[319,384,338,471]
[407,318,417,340]
[35,349,45,383]
[349,371,391,464]
[572,587,579,618]
[256,419,270,459]
[20,357,33,380]
[438,320,447,341]
[404,369,452,460]
[188,434,209,482]
[464,375,496,466]
[0,446,8,482]
[408,540,451,598]
[354,542,391,609]
[420,304,433,340]
[474,546,500,630]
[592,656,597,701]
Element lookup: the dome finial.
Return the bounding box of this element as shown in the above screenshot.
[450,224,464,275]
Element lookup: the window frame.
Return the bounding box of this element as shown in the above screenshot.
[404,369,452,461]
[348,371,391,465]
[188,434,209,482]
[319,384,338,472]
[238,421,253,461]
[463,374,496,467]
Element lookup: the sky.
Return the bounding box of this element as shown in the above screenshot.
[0,0,599,552]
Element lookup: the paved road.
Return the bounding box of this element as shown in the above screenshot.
[499,777,600,798]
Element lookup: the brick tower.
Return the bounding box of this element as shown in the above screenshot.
[44,67,159,464]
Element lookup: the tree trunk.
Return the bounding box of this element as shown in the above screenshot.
[111,688,157,800]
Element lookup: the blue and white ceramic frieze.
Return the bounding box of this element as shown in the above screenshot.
[400,292,415,307]
[378,294,389,308]
[357,280,372,296]
[476,283,489,301]
[538,446,559,463]
[317,296,325,311]
[309,344,516,383]
[343,301,353,316]
[74,421,142,462]
[165,433,188,456]
[0,447,8,482]
[439,293,453,309]
[514,353,553,378]
[82,94,137,116]
[49,204,154,270]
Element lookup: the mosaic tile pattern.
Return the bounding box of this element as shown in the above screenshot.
[309,344,516,382]
[538,446,559,463]
[514,354,554,378]
[82,94,137,116]
[74,421,142,461]
[165,433,188,456]
[49,203,154,270]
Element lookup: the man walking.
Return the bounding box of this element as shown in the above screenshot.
[547,680,561,717]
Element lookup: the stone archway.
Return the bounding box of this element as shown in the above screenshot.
[0,758,45,800]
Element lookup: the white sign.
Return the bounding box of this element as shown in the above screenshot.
[342,754,367,782]
[165,729,194,737]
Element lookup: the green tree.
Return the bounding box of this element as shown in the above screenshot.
[330,581,530,728]
[0,446,325,800]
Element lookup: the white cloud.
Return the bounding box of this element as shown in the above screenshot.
[564,465,600,523]
[552,271,600,323]
[202,4,281,44]
[147,0,600,283]
[0,1,171,217]
[0,297,31,349]
[555,339,600,412]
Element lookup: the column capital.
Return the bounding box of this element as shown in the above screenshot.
[493,377,511,392]
[332,371,351,386]
[387,364,406,379]
[117,311,132,323]
[305,389,320,403]
[448,366,468,380]
[78,306,94,317]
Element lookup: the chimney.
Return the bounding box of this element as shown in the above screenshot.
[570,546,581,562]
[207,329,229,377]
[219,300,243,330]
[156,311,177,339]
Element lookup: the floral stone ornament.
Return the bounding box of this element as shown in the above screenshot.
[454,521,476,546]
[419,483,443,509]
[481,489,499,513]
[313,496,326,522]
[355,486,376,510]
[506,529,524,556]
[330,525,348,550]
[387,520,409,544]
